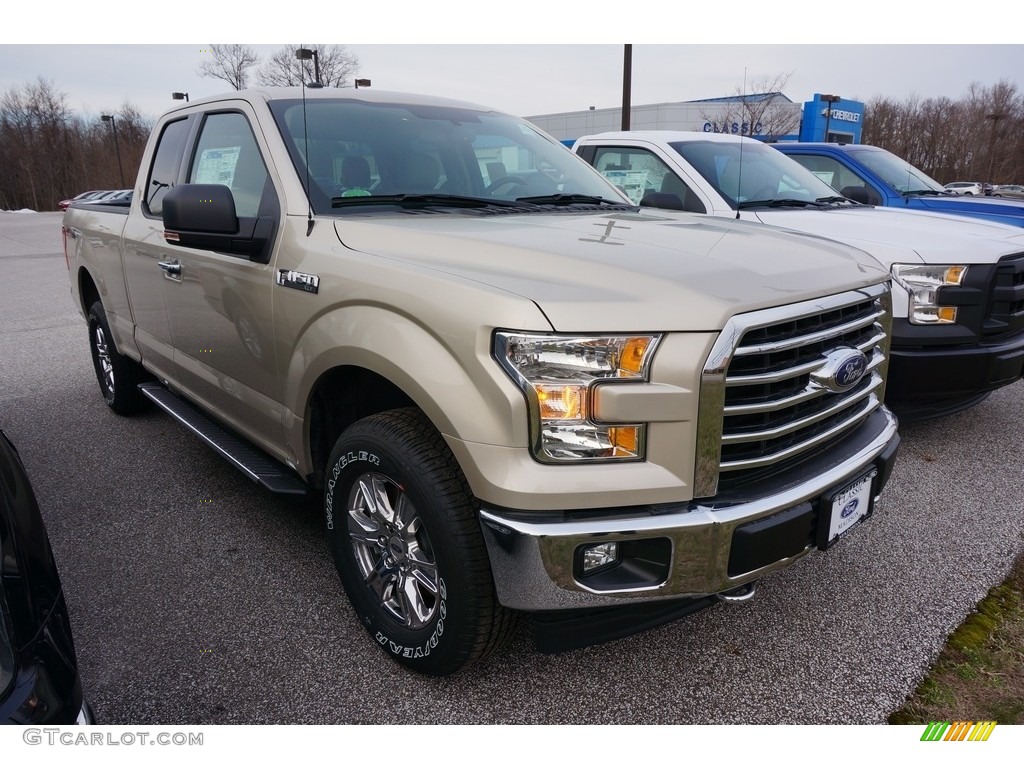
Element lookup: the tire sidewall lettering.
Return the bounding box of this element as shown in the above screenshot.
[324,451,381,531]
[371,577,448,659]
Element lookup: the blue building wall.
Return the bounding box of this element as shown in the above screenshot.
[800,94,865,143]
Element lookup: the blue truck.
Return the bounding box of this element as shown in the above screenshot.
[775,142,1024,229]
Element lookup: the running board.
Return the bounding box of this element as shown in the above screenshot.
[138,382,307,496]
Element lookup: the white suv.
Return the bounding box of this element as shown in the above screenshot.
[944,181,983,196]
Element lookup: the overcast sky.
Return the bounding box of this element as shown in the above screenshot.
[3,3,1022,121]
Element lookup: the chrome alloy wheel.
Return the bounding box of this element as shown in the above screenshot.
[347,472,440,630]
[94,325,115,396]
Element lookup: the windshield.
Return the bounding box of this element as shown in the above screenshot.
[267,98,629,213]
[845,147,946,194]
[668,139,843,208]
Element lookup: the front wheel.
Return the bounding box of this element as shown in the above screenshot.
[324,408,514,675]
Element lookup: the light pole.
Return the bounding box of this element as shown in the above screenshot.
[295,48,321,86]
[172,92,189,102]
[986,112,1007,185]
[100,114,125,187]
[821,94,840,142]
[621,44,632,131]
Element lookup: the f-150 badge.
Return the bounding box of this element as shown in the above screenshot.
[276,269,320,294]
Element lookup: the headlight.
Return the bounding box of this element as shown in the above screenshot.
[494,332,660,462]
[891,264,967,324]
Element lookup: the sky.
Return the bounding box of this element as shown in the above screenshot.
[2,2,1022,122]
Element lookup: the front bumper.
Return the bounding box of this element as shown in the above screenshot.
[480,407,899,611]
[887,322,1024,416]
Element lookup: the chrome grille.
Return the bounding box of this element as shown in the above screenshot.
[694,283,891,497]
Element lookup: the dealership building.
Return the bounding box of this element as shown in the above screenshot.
[526,92,865,145]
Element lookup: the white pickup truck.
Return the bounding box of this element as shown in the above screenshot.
[62,88,900,674]
[574,132,1024,420]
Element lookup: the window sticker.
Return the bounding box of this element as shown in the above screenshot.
[601,169,651,205]
[811,170,835,186]
[194,146,242,187]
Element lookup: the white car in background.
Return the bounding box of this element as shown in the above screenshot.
[944,181,984,196]
[572,130,1024,421]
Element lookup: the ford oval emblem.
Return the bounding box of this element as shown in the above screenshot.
[841,498,859,518]
[810,348,869,394]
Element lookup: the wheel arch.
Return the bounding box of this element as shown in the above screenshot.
[77,266,100,317]
[292,317,528,491]
[304,365,416,488]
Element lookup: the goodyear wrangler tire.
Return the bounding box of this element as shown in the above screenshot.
[324,407,514,675]
[87,300,149,415]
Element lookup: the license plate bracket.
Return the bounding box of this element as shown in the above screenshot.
[817,469,877,549]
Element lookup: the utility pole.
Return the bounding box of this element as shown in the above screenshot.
[100,114,125,187]
[621,44,632,131]
[821,95,840,143]
[986,112,1007,185]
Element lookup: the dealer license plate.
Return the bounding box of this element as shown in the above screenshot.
[823,470,877,547]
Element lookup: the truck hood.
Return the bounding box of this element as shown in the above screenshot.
[334,210,886,332]
[749,206,1024,267]
[910,195,1024,228]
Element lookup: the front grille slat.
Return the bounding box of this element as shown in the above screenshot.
[723,350,885,416]
[720,395,880,472]
[726,327,886,388]
[733,307,884,356]
[721,373,882,445]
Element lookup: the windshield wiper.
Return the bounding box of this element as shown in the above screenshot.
[903,190,950,197]
[815,195,859,205]
[737,198,828,210]
[514,193,631,207]
[331,193,526,209]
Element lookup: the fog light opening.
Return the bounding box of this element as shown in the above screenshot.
[582,542,619,573]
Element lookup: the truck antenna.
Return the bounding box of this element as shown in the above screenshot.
[300,53,314,236]
[736,67,746,220]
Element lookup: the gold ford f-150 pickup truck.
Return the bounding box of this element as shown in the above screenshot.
[62,87,899,675]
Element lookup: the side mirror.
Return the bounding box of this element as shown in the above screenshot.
[839,185,881,206]
[162,184,274,261]
[163,183,238,234]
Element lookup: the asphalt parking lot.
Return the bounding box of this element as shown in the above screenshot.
[2,210,1023,725]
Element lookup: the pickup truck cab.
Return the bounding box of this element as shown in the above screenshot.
[573,131,1024,420]
[774,143,1024,229]
[63,88,900,674]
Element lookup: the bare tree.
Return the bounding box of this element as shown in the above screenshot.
[862,81,1024,185]
[0,78,72,210]
[699,72,802,141]
[255,45,360,88]
[197,44,258,91]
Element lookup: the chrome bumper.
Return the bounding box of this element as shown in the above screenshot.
[479,407,899,611]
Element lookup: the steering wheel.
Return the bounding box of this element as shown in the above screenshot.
[484,175,527,195]
[746,185,778,201]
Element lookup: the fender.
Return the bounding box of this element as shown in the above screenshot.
[283,302,548,477]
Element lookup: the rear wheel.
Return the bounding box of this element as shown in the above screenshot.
[324,407,514,675]
[87,300,149,415]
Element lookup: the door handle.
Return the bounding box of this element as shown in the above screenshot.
[158,260,182,276]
